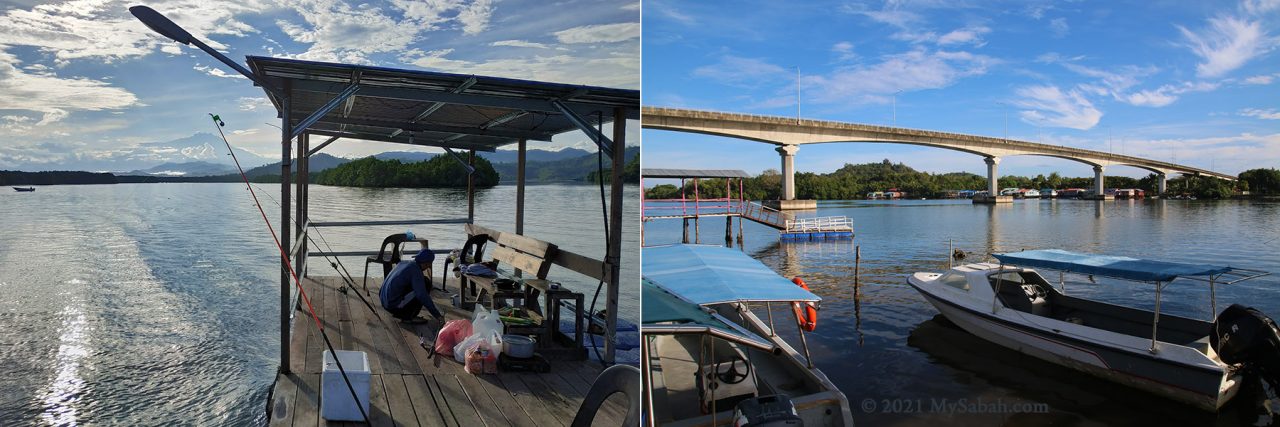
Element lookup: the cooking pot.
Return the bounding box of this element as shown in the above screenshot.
[503,334,536,358]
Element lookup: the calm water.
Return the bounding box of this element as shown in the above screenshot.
[0,182,639,425]
[644,198,1280,426]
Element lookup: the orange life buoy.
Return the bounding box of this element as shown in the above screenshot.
[791,277,818,332]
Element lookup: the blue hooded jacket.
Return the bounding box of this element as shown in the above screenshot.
[379,250,442,318]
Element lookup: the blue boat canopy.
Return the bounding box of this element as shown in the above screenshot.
[993,249,1234,282]
[643,244,821,305]
[642,279,777,351]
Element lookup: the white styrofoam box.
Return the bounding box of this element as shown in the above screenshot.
[321,350,371,422]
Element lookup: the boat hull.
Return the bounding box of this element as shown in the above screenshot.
[910,281,1238,411]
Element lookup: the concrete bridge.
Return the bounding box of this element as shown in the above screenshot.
[642,107,1234,201]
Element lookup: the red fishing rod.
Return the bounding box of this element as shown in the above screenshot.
[208,113,370,425]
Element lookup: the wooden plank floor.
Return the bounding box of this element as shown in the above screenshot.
[268,275,628,427]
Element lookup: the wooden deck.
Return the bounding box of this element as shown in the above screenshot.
[267,275,626,427]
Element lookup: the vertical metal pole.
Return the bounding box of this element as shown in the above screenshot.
[693,178,700,244]
[467,150,476,223]
[1151,281,1162,353]
[516,139,526,235]
[279,81,292,374]
[605,108,625,364]
[296,133,308,277]
[765,302,775,336]
[797,316,813,368]
[948,238,953,269]
[1209,277,1217,317]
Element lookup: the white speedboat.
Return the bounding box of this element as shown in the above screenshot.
[908,249,1275,411]
[643,244,853,426]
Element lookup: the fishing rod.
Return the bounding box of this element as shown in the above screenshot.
[207,113,371,425]
[244,181,382,321]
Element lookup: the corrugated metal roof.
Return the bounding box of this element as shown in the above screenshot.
[245,56,638,152]
[641,168,751,179]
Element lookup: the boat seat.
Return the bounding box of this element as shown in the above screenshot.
[995,281,1034,313]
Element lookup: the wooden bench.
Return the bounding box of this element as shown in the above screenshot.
[457,223,558,308]
[454,224,588,359]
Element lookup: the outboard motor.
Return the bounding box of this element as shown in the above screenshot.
[1212,304,1280,390]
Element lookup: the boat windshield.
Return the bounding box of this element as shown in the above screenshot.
[641,279,777,351]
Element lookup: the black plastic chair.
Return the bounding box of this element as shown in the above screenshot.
[364,233,410,294]
[571,365,641,427]
[441,233,488,291]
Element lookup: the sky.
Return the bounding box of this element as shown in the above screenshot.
[0,0,639,170]
[641,0,1280,181]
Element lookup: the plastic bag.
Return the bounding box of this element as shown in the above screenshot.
[454,329,503,365]
[434,319,472,357]
[463,331,503,374]
[472,306,503,339]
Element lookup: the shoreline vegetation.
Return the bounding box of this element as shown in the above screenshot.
[643,160,1280,200]
[1,148,642,188]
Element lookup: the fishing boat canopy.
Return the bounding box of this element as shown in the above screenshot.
[642,244,821,305]
[641,279,778,352]
[992,249,1267,283]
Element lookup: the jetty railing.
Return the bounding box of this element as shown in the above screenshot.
[784,216,853,233]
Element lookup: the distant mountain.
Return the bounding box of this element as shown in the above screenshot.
[374,148,594,165]
[483,148,592,163]
[126,161,236,177]
[10,132,274,173]
[493,146,639,183]
[241,153,351,178]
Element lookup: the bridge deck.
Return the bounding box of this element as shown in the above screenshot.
[266,275,626,427]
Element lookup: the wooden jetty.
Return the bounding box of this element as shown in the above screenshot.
[267,276,627,427]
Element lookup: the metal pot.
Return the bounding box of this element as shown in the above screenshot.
[503,334,535,358]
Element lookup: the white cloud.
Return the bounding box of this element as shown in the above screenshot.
[1243,73,1277,84]
[0,49,138,127]
[491,40,551,49]
[804,49,996,104]
[692,55,787,86]
[1242,0,1280,14]
[937,26,990,46]
[238,96,273,111]
[832,41,856,61]
[279,0,496,64]
[1120,81,1218,107]
[1240,108,1280,120]
[400,48,639,88]
[1176,15,1271,78]
[1049,18,1069,38]
[193,64,246,79]
[456,0,494,35]
[1013,85,1102,130]
[553,23,640,44]
[841,5,922,29]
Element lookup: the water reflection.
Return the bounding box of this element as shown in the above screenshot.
[40,298,88,426]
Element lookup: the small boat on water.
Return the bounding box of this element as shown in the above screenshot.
[12,187,34,192]
[643,244,853,426]
[908,249,1275,411]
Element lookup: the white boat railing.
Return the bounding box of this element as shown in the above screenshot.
[785,216,853,233]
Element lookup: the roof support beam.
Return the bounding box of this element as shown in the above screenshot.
[306,135,340,157]
[297,115,555,141]
[290,82,361,139]
[552,99,614,158]
[305,129,499,152]
[441,110,530,144]
[443,147,477,174]
[291,80,639,120]
[411,76,477,123]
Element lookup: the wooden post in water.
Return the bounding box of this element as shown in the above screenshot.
[854,245,861,292]
[682,218,689,243]
[725,216,732,247]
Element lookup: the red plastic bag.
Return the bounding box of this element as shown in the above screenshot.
[435,319,472,357]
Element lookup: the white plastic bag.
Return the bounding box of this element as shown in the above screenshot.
[471,306,503,339]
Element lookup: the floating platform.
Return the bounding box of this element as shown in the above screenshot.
[267,276,627,426]
[781,216,854,241]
